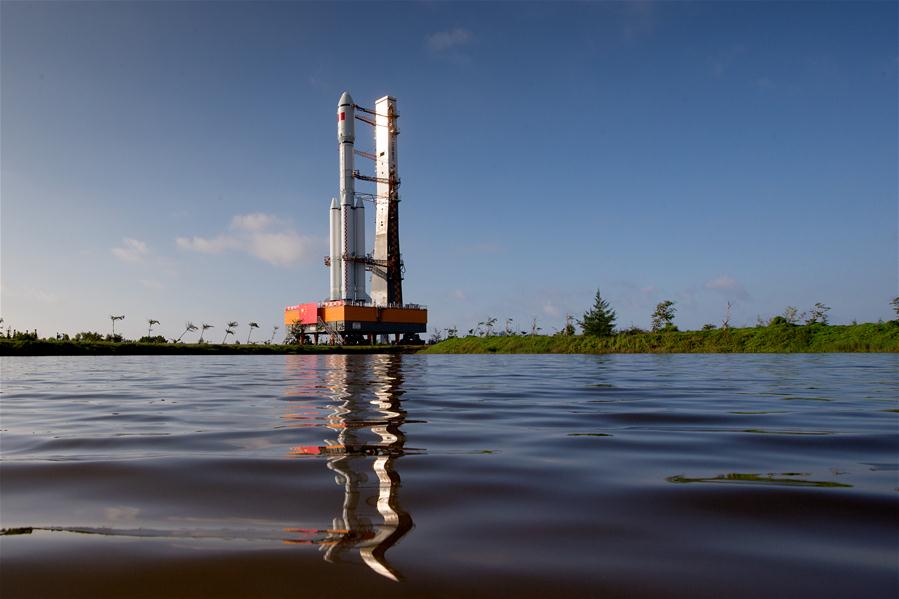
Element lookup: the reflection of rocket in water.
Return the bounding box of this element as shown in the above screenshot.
[287,354,413,581]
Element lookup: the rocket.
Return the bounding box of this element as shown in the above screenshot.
[339,92,355,301]
[330,91,368,302]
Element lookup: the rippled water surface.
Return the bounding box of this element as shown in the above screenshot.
[1,354,897,598]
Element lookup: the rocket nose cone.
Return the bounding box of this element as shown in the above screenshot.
[338,91,353,107]
[330,197,339,209]
[355,197,364,209]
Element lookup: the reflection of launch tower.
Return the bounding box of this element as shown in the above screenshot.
[288,355,413,580]
[284,93,426,344]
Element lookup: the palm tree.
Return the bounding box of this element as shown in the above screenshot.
[177,322,198,343]
[110,315,125,337]
[485,316,497,336]
[222,321,238,344]
[247,322,259,344]
[269,325,279,344]
[148,319,160,337]
[199,323,213,343]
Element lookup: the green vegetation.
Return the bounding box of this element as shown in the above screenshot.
[0,338,418,356]
[422,322,899,354]
[579,289,616,337]
[651,300,677,332]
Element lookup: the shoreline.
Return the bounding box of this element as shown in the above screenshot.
[0,340,420,356]
[422,323,899,354]
[2,323,896,356]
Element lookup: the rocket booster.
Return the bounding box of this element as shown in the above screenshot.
[354,196,367,301]
[338,92,356,300]
[329,197,340,300]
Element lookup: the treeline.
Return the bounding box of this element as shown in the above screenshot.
[0,338,415,356]
[423,292,899,353]
[429,293,899,340]
[423,322,899,354]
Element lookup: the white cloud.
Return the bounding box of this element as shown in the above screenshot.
[23,286,58,304]
[427,28,473,52]
[176,234,239,254]
[542,300,560,317]
[112,238,149,262]
[176,213,315,267]
[704,275,750,300]
[231,213,277,232]
[451,289,467,301]
[246,231,312,266]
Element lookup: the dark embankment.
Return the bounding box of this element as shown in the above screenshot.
[0,339,419,356]
[422,322,899,354]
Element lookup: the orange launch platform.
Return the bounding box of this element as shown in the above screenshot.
[284,300,427,342]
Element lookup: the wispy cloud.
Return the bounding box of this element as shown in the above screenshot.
[4,285,59,305]
[542,300,560,317]
[176,213,316,267]
[231,213,277,232]
[112,238,149,263]
[704,275,750,300]
[176,234,238,254]
[427,28,473,52]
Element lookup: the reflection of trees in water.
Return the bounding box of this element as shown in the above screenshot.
[284,354,413,581]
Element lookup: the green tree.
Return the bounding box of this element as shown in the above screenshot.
[75,331,104,342]
[285,323,304,344]
[176,322,198,343]
[562,314,576,336]
[891,297,899,320]
[199,323,213,343]
[805,303,830,325]
[484,317,497,336]
[651,300,676,332]
[222,321,238,344]
[247,322,259,343]
[110,314,125,338]
[147,319,160,337]
[782,306,800,325]
[579,289,616,336]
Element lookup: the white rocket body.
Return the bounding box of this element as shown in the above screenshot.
[338,92,356,301]
[354,197,368,301]
[329,197,340,300]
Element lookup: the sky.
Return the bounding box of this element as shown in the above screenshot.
[2,0,896,340]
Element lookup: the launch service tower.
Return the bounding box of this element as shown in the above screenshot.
[284,93,427,343]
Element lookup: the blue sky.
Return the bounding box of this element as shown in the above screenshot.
[2,1,896,340]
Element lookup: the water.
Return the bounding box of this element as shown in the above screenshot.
[1,354,896,598]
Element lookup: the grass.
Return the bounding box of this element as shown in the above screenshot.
[421,322,899,354]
